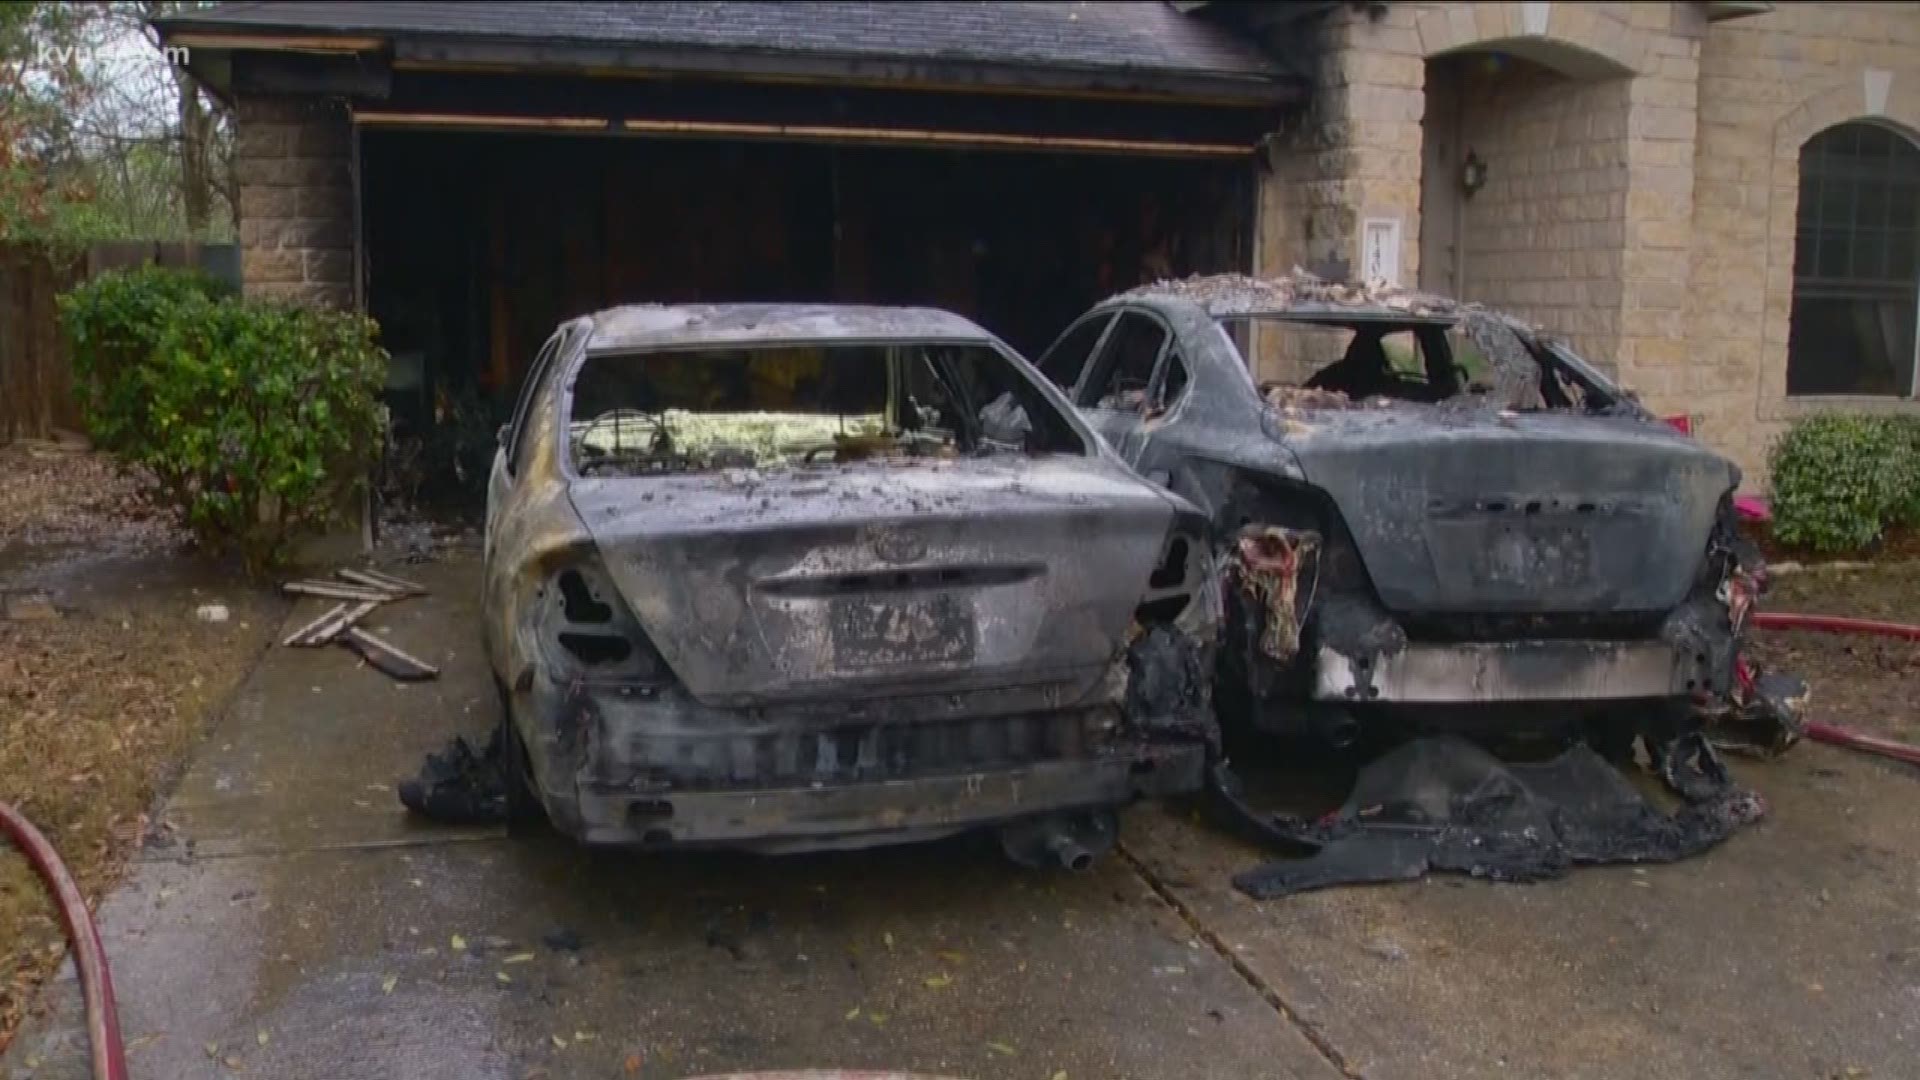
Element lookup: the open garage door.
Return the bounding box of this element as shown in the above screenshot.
[357,128,1253,425]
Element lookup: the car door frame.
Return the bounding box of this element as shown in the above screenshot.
[485,324,573,567]
[1073,304,1178,464]
[1035,309,1118,403]
[1124,332,1199,488]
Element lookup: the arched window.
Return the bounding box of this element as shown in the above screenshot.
[1787,121,1920,396]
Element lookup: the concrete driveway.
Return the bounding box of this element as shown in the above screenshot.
[6,551,1918,1079]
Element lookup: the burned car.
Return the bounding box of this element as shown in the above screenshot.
[481,304,1215,864]
[1035,274,1757,758]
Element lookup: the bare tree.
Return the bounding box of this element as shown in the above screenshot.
[138,1,226,236]
[1,1,231,241]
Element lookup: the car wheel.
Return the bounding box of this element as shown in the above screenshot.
[493,675,543,826]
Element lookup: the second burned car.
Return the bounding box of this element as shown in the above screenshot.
[481,304,1217,866]
[1037,274,1760,762]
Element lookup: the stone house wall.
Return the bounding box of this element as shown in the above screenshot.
[1686,1,1920,480]
[1254,0,1920,489]
[233,96,354,311]
[1430,55,1632,366]
[1254,2,1705,418]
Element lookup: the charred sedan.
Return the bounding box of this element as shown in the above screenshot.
[482,304,1215,863]
[1036,274,1757,753]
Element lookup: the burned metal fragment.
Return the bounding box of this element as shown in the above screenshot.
[1705,662,1811,758]
[1124,624,1216,748]
[1224,736,1766,899]
[398,730,507,825]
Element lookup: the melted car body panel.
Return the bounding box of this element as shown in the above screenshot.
[1041,273,1750,736]
[483,304,1216,853]
[569,457,1176,706]
[1272,407,1733,614]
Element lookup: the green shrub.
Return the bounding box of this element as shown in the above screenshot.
[61,265,229,452]
[1768,414,1920,554]
[60,270,388,575]
[1890,416,1920,529]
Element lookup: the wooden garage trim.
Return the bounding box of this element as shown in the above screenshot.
[350,109,1250,155]
[166,32,384,53]
[352,111,610,131]
[616,118,1251,158]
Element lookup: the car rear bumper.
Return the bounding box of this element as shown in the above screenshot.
[557,743,1204,851]
[514,672,1211,851]
[1312,640,1702,704]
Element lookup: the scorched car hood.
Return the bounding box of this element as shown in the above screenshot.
[568,456,1190,707]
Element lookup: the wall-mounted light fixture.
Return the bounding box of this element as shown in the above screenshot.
[1461,149,1487,199]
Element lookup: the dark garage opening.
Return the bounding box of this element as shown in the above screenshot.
[359,129,1252,441]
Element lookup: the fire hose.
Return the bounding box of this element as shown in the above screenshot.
[0,801,128,1080]
[1742,611,1920,768]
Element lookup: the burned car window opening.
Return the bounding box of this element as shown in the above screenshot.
[567,341,1084,476]
[1161,350,1192,413]
[1038,313,1111,394]
[1227,314,1590,413]
[1085,312,1170,412]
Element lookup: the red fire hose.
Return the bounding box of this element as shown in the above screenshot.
[1750,611,1920,640]
[0,801,128,1080]
[1743,611,1920,767]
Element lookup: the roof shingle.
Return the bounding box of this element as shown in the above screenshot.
[165,1,1287,84]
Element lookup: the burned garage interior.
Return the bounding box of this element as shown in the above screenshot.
[360,126,1254,463]
[297,42,1282,510]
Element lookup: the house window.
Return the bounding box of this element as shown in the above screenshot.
[1787,121,1920,397]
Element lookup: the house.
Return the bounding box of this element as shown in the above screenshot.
[157,1,1920,485]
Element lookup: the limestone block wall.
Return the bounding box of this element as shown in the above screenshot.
[1433,54,1632,367]
[1253,3,1698,399]
[1248,2,1892,482]
[233,96,354,310]
[1686,1,1920,483]
[1257,4,1427,289]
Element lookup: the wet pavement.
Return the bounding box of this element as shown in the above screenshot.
[1,554,1335,1080]
[6,551,1919,1079]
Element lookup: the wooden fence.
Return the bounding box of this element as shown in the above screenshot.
[0,241,238,442]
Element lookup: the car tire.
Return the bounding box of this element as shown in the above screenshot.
[493,675,543,827]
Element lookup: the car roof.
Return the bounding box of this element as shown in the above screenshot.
[584,303,997,351]
[1107,273,1466,327]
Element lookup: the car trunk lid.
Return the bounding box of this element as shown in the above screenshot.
[568,457,1178,707]
[1278,408,1735,615]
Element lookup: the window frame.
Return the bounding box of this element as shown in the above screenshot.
[1155,346,1193,416]
[1077,307,1174,412]
[1787,120,1920,399]
[1036,311,1116,399]
[504,327,571,478]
